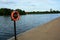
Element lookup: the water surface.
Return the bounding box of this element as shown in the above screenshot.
[0,14,60,40]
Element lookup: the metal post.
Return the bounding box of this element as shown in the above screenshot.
[14,21,17,40]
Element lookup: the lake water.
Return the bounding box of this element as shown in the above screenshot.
[0,14,60,40]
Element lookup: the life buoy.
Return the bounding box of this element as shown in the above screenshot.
[11,11,20,21]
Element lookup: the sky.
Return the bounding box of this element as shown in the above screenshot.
[0,0,60,11]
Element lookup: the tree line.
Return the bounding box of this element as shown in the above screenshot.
[0,8,26,16]
[28,10,60,14]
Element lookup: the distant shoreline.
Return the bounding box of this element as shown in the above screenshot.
[27,12,60,14]
[0,8,60,16]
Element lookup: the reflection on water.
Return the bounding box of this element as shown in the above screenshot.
[0,14,60,40]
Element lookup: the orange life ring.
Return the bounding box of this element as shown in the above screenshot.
[11,11,20,21]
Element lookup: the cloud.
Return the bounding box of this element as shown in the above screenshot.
[0,0,15,4]
[0,2,15,4]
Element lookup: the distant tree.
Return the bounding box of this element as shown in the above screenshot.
[0,8,13,16]
[0,8,26,16]
[50,8,53,12]
[15,9,26,15]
